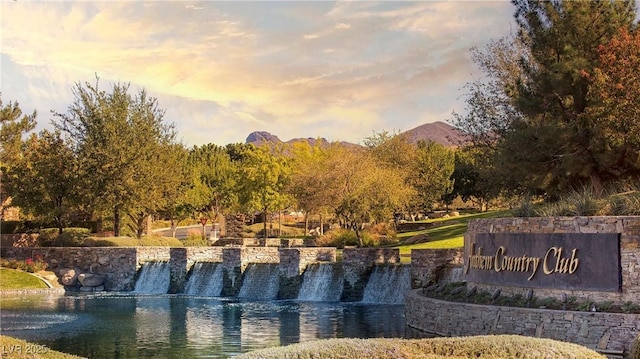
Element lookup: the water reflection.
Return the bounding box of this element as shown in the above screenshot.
[0,293,413,358]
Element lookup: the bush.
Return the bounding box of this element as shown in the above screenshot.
[235,335,605,359]
[316,228,359,247]
[50,228,92,247]
[515,186,640,217]
[0,255,47,273]
[182,235,209,247]
[38,228,60,246]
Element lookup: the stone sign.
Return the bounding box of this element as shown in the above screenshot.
[464,233,621,291]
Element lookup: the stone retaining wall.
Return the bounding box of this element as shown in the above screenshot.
[1,247,140,291]
[411,248,464,288]
[405,289,639,356]
[1,246,342,293]
[466,217,640,304]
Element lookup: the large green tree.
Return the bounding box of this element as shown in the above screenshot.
[322,144,413,246]
[237,145,292,239]
[54,79,179,237]
[4,130,80,233]
[413,140,455,211]
[454,0,637,196]
[287,140,333,235]
[0,96,37,218]
[0,96,37,169]
[180,143,239,234]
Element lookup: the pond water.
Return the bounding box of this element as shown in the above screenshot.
[1,293,413,358]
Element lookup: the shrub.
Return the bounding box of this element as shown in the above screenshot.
[38,228,60,247]
[182,235,209,247]
[512,196,540,217]
[363,223,398,246]
[316,229,360,247]
[139,236,183,247]
[50,228,92,247]
[0,255,47,273]
[235,335,605,359]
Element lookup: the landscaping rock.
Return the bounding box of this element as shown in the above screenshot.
[78,273,105,287]
[59,268,78,286]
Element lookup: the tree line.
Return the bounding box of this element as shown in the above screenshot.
[0,81,458,246]
[2,0,639,245]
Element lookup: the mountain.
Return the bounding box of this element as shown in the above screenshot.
[245,121,465,148]
[402,121,466,147]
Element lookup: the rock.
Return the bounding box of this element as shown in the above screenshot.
[59,268,78,286]
[78,273,105,287]
[97,256,110,266]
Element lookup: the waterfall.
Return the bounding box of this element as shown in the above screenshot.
[184,262,224,297]
[237,263,280,300]
[361,265,411,305]
[134,261,170,294]
[298,263,344,302]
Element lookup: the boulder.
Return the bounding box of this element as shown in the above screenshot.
[78,273,105,287]
[97,256,110,266]
[59,268,78,286]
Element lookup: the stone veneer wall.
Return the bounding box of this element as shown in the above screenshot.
[341,248,401,301]
[410,248,464,288]
[466,217,640,304]
[169,247,224,293]
[405,289,639,356]
[1,247,140,291]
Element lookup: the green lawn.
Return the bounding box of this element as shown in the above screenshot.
[394,210,511,257]
[0,268,49,290]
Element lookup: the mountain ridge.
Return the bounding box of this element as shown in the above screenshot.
[245,121,465,148]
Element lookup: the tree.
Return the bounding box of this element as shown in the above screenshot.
[449,147,506,212]
[4,130,80,233]
[364,131,424,220]
[237,145,292,239]
[454,0,638,196]
[582,28,640,182]
[0,96,37,169]
[0,96,37,219]
[128,143,187,238]
[287,140,332,235]
[54,79,178,237]
[322,145,413,247]
[180,143,239,235]
[413,141,455,211]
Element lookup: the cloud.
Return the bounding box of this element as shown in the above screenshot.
[1,1,514,146]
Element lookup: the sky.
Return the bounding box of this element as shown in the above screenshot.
[1,1,516,147]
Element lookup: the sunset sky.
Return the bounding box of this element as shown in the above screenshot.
[1,1,515,146]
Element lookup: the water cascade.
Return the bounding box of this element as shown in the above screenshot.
[361,265,411,305]
[134,261,170,294]
[237,263,280,300]
[298,263,344,302]
[184,262,224,297]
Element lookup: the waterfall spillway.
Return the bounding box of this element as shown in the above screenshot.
[298,263,344,302]
[237,263,280,300]
[361,265,411,305]
[184,262,224,297]
[134,261,170,294]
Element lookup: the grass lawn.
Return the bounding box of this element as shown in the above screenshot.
[0,268,49,290]
[394,210,511,258]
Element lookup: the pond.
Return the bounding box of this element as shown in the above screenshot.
[1,293,414,358]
